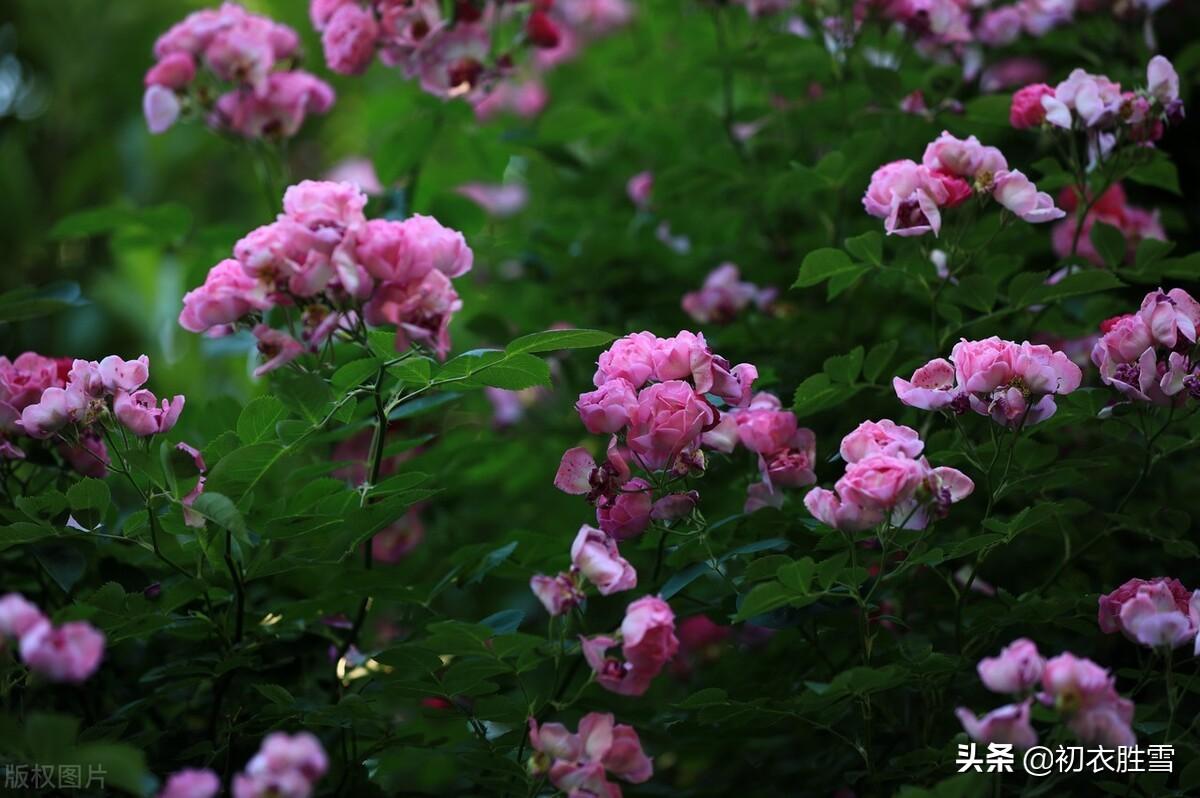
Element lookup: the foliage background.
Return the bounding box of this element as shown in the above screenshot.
[4,0,1200,795]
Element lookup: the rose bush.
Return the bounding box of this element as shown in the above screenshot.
[2,0,1200,796]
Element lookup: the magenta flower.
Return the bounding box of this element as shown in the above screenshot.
[596,479,653,540]
[1010,83,1055,128]
[576,378,639,435]
[321,3,379,75]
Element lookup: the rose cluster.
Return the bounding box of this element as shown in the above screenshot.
[179,180,473,368]
[957,639,1136,750]
[157,732,328,798]
[310,0,630,117]
[0,593,105,684]
[701,391,817,513]
[804,420,973,531]
[1051,183,1166,265]
[7,353,183,474]
[1098,577,1199,651]
[868,0,1078,61]
[863,131,1064,237]
[527,712,652,796]
[681,263,777,325]
[1091,287,1200,406]
[1010,56,1182,161]
[895,336,1082,427]
[144,3,334,139]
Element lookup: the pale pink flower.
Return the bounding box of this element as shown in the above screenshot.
[0,593,45,640]
[681,263,775,324]
[992,170,1065,223]
[571,525,637,595]
[1147,55,1179,105]
[626,171,653,208]
[1039,653,1136,747]
[114,389,185,436]
[576,378,639,434]
[144,85,182,134]
[530,572,584,616]
[956,701,1037,749]
[839,419,924,463]
[211,71,335,139]
[98,354,150,394]
[179,259,271,333]
[19,620,105,683]
[234,731,327,798]
[626,380,715,471]
[922,131,1008,182]
[978,638,1044,694]
[159,769,220,798]
[456,183,529,218]
[862,159,950,237]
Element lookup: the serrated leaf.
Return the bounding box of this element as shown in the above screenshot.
[505,328,615,355]
[844,231,883,266]
[823,347,864,384]
[188,492,248,540]
[863,340,899,383]
[331,358,381,393]
[237,396,289,444]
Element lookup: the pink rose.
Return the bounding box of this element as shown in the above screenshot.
[19,620,105,683]
[363,269,461,359]
[456,183,529,218]
[594,332,659,389]
[761,429,816,488]
[252,325,305,377]
[992,170,1065,223]
[114,389,186,436]
[839,419,924,463]
[212,71,335,139]
[1010,83,1054,128]
[528,718,583,761]
[98,354,150,394]
[922,131,1008,181]
[576,378,639,434]
[581,634,654,696]
[700,411,739,453]
[620,595,679,675]
[803,487,883,531]
[530,572,584,616]
[955,701,1037,750]
[390,214,474,280]
[681,263,775,324]
[321,3,379,75]
[0,352,63,413]
[834,454,925,512]
[1147,55,1179,105]
[862,159,949,237]
[976,6,1022,46]
[179,259,271,334]
[596,479,653,541]
[1042,68,1122,128]
[893,357,959,411]
[144,85,182,134]
[20,386,88,439]
[577,712,653,784]
[650,331,714,388]
[159,769,220,798]
[283,180,367,231]
[0,593,45,640]
[1099,577,1191,634]
[571,525,637,595]
[626,171,653,208]
[978,638,1044,694]
[626,380,715,471]
[553,443,631,504]
[145,52,197,89]
[59,429,110,479]
[1138,288,1200,349]
[235,732,327,798]
[734,400,797,454]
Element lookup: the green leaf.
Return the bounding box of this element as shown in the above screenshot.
[793,373,860,419]
[1020,270,1123,307]
[389,357,433,386]
[205,443,285,498]
[273,371,334,424]
[844,231,883,266]
[66,478,111,526]
[733,582,792,622]
[253,684,296,705]
[951,274,997,313]
[480,609,524,634]
[331,358,381,393]
[32,541,86,593]
[1089,221,1126,269]
[794,248,858,288]
[0,282,87,323]
[776,557,815,594]
[823,347,864,384]
[505,328,615,355]
[676,687,729,709]
[1126,150,1181,194]
[188,492,248,539]
[236,396,289,444]
[863,340,899,383]
[661,561,712,600]
[460,353,552,390]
